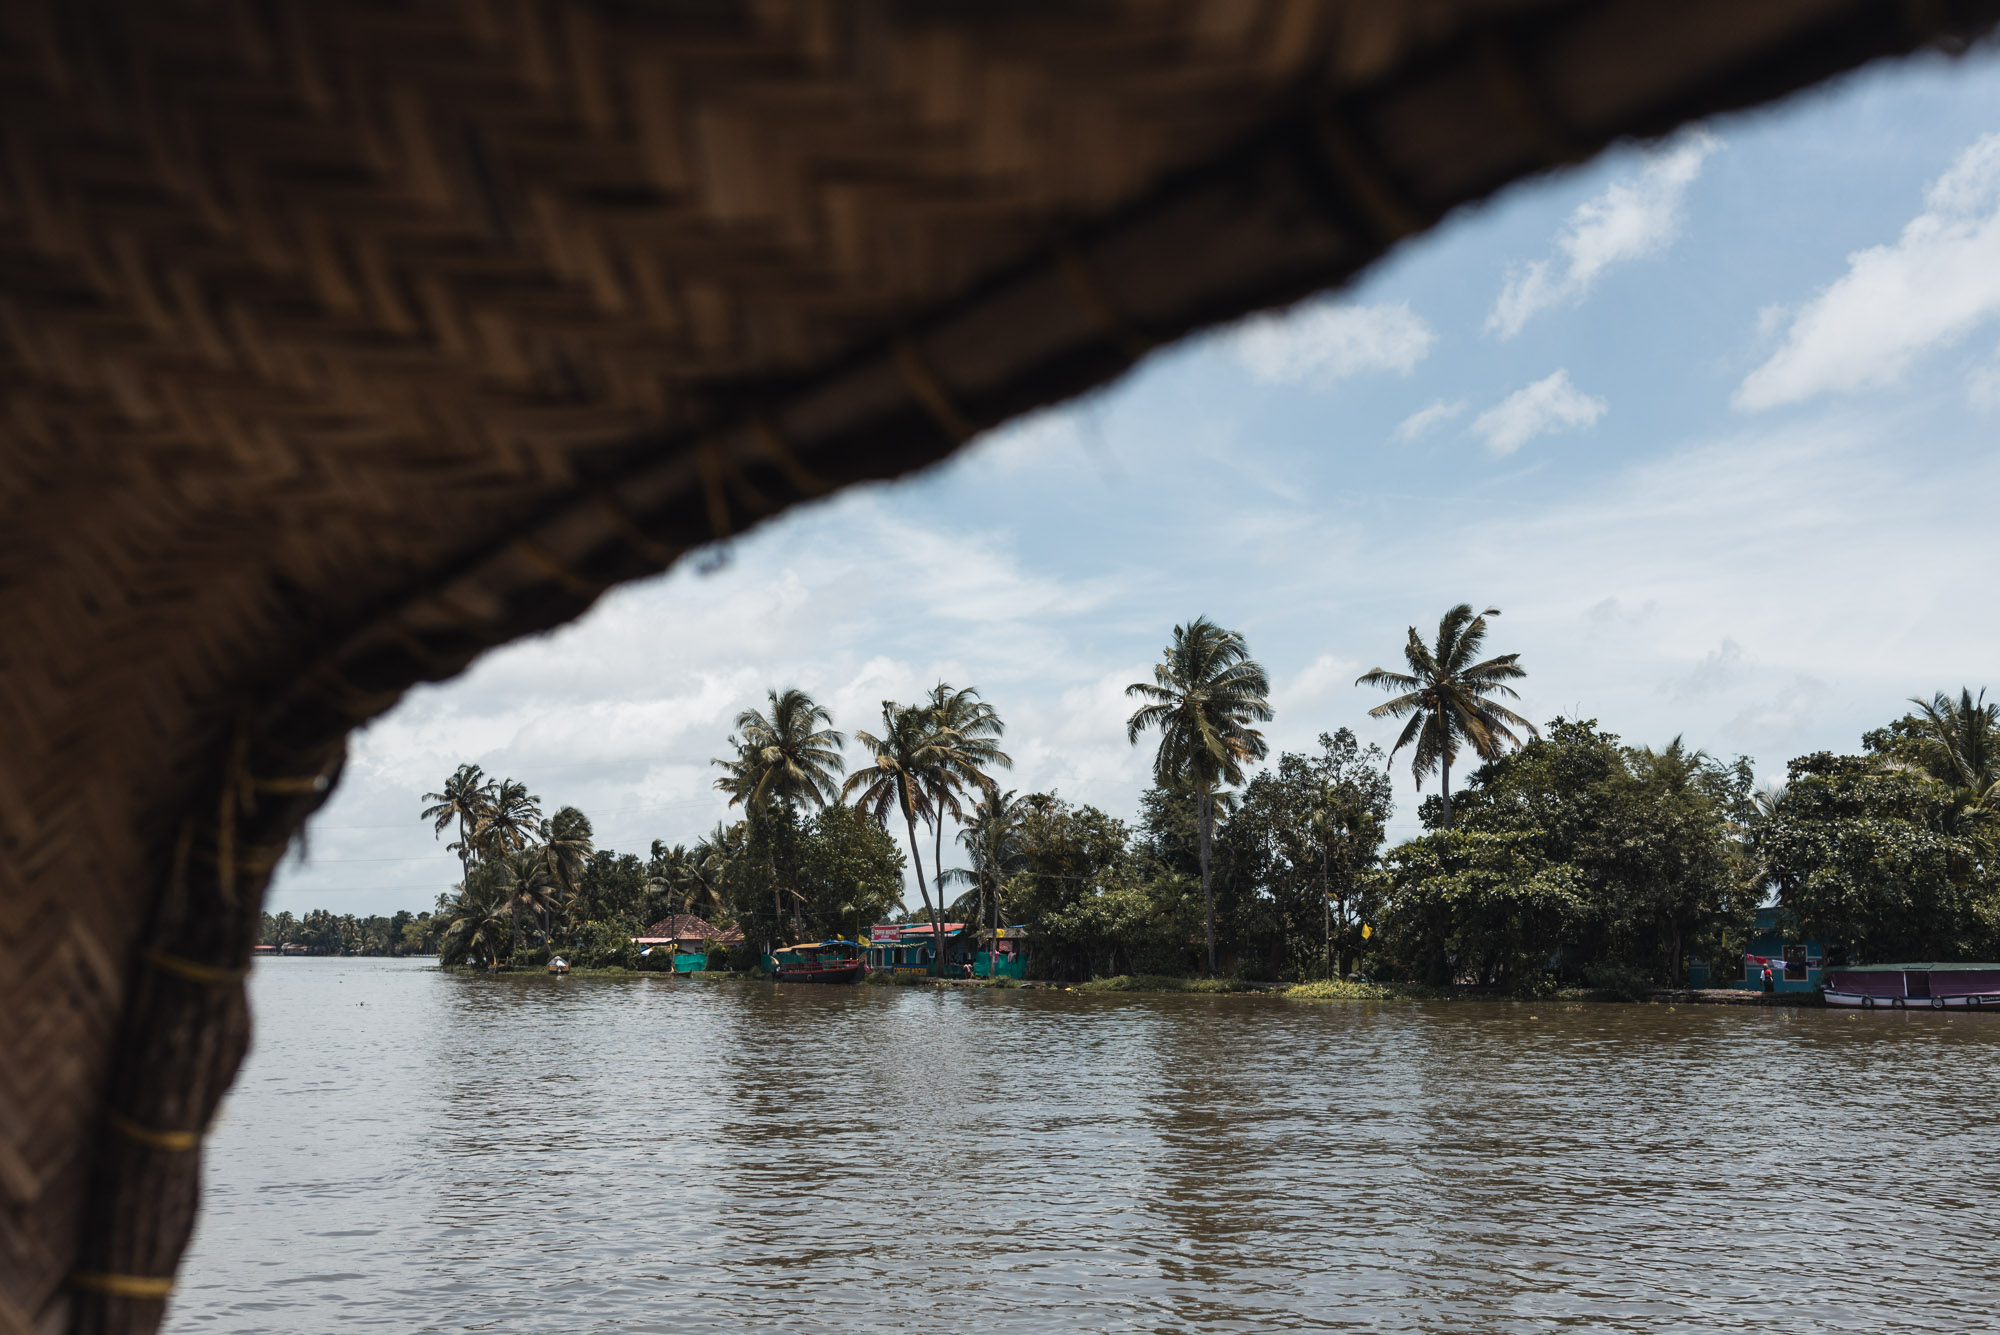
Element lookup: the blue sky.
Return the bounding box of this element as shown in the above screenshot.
[273,49,2000,918]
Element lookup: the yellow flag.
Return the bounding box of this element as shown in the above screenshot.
[1361,923,1373,940]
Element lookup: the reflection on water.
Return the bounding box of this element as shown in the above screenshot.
[170,958,2000,1332]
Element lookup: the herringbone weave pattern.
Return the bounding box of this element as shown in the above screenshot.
[0,2,1991,1333]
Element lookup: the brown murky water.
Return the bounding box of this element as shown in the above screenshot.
[169,957,2000,1333]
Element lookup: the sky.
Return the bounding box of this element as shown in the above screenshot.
[272,47,2000,919]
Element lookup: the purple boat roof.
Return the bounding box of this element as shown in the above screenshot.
[1825,963,2000,973]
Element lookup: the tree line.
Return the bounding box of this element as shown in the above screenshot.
[266,603,2000,989]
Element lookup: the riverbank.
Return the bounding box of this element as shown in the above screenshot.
[432,964,1826,1005]
[1644,987,1823,1006]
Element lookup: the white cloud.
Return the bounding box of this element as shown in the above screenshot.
[1230,299,1435,386]
[1393,399,1465,441]
[1272,652,1361,718]
[1469,370,1607,455]
[1738,131,2000,409]
[1664,638,1746,701]
[1728,676,1829,748]
[1966,339,2000,410]
[1489,130,1718,338]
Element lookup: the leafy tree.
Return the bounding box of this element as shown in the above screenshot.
[421,764,493,885]
[715,687,846,944]
[847,701,951,969]
[475,779,542,859]
[1441,718,1749,984]
[497,847,561,957]
[1127,616,1272,974]
[1222,730,1392,979]
[538,807,595,908]
[1357,604,1534,828]
[794,803,908,940]
[943,787,1027,952]
[438,873,512,967]
[919,682,1012,942]
[1757,752,1994,961]
[1867,688,2000,835]
[1003,794,1188,979]
[1379,830,1587,991]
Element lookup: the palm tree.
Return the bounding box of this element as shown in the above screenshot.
[421,764,493,887]
[1749,781,1789,825]
[496,847,562,958]
[534,807,595,948]
[1907,688,2000,821]
[474,779,543,859]
[920,682,1012,957]
[714,688,846,945]
[1356,604,1535,829]
[1127,617,1272,975]
[721,688,848,808]
[437,874,512,968]
[942,786,1026,973]
[846,701,950,972]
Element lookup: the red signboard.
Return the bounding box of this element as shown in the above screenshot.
[869,925,903,944]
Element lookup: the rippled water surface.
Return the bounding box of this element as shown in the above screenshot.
[170,958,2000,1332]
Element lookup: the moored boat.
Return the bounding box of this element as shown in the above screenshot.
[770,939,867,984]
[1822,963,2000,1010]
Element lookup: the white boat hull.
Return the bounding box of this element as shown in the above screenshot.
[1823,989,2000,1010]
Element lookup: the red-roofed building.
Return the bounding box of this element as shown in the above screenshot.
[866,921,974,976]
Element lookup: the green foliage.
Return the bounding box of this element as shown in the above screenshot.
[1757,752,1995,961]
[794,802,908,938]
[1126,615,1273,973]
[1378,830,1588,990]
[567,919,641,969]
[1004,794,1197,979]
[1357,603,1533,827]
[1432,718,1751,986]
[1078,974,1257,994]
[1282,978,1400,1001]
[1217,729,1392,979]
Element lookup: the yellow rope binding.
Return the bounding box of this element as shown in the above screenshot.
[140,947,249,986]
[1475,30,1585,166]
[71,1272,176,1300]
[1056,240,1157,361]
[104,1110,203,1152]
[510,538,605,600]
[591,489,681,570]
[1312,110,1423,244]
[747,414,832,497]
[893,336,976,444]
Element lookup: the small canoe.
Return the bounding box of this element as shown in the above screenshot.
[770,939,866,984]
[547,956,570,975]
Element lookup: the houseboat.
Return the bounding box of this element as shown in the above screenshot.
[769,938,868,984]
[1821,963,2000,1009]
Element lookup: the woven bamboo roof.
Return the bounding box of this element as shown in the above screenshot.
[3,2,1994,1331]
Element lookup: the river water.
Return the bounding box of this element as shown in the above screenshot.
[167,957,2000,1333]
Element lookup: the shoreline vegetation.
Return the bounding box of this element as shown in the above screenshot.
[421,961,1828,1006]
[264,607,2000,998]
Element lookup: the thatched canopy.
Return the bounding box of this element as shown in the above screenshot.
[1,2,1992,1330]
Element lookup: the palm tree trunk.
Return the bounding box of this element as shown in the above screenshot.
[933,816,949,969]
[902,810,943,974]
[1197,784,1216,976]
[1322,841,1332,982]
[1441,751,1453,829]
